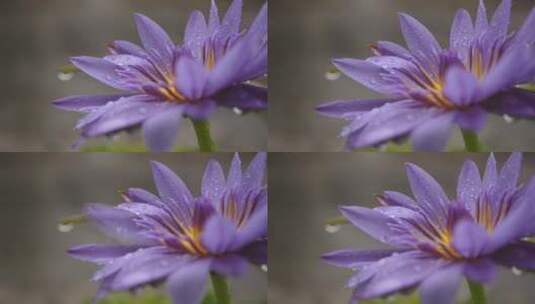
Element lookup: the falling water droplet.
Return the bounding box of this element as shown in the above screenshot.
[503,114,515,124]
[57,72,74,82]
[325,70,341,81]
[325,224,341,234]
[261,264,268,272]
[57,223,74,233]
[512,267,523,276]
[233,107,243,115]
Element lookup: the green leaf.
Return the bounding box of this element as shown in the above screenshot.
[361,293,419,304]
[84,288,217,304]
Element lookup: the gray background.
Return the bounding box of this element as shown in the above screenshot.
[269,153,535,303]
[0,0,266,151]
[0,153,267,304]
[269,0,535,151]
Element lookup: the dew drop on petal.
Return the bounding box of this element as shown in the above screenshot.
[57,72,74,82]
[57,223,74,233]
[233,107,243,115]
[512,267,523,276]
[503,114,515,124]
[325,70,341,81]
[261,264,268,272]
[325,224,341,234]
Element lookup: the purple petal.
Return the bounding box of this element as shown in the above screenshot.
[482,153,497,190]
[143,107,183,152]
[405,163,449,223]
[202,159,226,201]
[210,255,248,277]
[248,3,267,43]
[450,9,474,55]
[134,14,174,64]
[227,153,242,189]
[495,152,522,197]
[420,265,462,304]
[70,56,128,90]
[109,40,147,57]
[110,251,188,290]
[492,241,535,270]
[322,249,399,269]
[220,0,242,35]
[332,58,395,96]
[84,203,152,244]
[380,191,418,210]
[53,94,128,112]
[208,0,220,33]
[511,8,535,47]
[339,206,395,245]
[316,99,392,118]
[232,202,267,250]
[240,240,267,265]
[201,215,237,254]
[475,0,489,34]
[398,13,441,73]
[463,259,497,283]
[371,41,412,59]
[175,55,208,100]
[487,89,535,119]
[167,259,211,304]
[184,11,208,58]
[243,152,267,188]
[488,0,511,39]
[454,107,488,131]
[452,220,490,258]
[410,113,454,151]
[123,188,161,205]
[150,161,193,207]
[68,244,142,264]
[216,84,267,111]
[183,99,217,120]
[443,66,478,106]
[457,159,482,211]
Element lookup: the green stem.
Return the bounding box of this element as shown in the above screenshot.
[210,273,231,304]
[461,129,483,152]
[192,120,216,152]
[467,281,486,304]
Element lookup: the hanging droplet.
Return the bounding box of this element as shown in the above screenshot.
[57,72,74,82]
[261,264,268,272]
[512,267,523,276]
[325,224,341,234]
[325,69,341,81]
[57,223,74,233]
[503,114,515,124]
[233,107,243,115]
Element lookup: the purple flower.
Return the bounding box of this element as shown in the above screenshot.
[68,153,267,304]
[54,0,267,151]
[317,0,535,151]
[323,153,535,304]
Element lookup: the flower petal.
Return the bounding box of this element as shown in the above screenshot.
[167,259,211,304]
[243,152,267,189]
[208,0,220,33]
[53,94,128,112]
[495,152,522,197]
[332,58,396,96]
[240,240,267,265]
[511,8,535,47]
[68,244,142,264]
[202,159,226,201]
[492,241,535,270]
[227,153,242,189]
[201,215,237,254]
[322,249,399,269]
[175,55,208,100]
[184,11,208,58]
[109,40,147,57]
[487,89,535,118]
[150,161,193,208]
[339,206,397,245]
[143,107,183,152]
[482,153,497,190]
[475,0,489,34]
[488,0,511,39]
[398,13,441,73]
[450,9,474,55]
[463,258,497,283]
[316,99,392,118]
[443,66,478,106]
[452,219,490,258]
[410,113,454,151]
[211,255,248,277]
[457,159,482,211]
[420,265,463,304]
[220,0,242,36]
[70,56,128,90]
[134,14,174,64]
[232,201,267,250]
[454,107,488,132]
[123,188,161,205]
[216,84,267,111]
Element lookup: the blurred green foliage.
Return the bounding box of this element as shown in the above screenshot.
[87,289,217,304]
[362,293,419,304]
[80,144,197,152]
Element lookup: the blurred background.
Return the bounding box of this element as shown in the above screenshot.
[0,0,266,151]
[0,153,267,304]
[269,0,535,151]
[269,153,535,303]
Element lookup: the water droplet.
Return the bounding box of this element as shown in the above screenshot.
[325,70,341,81]
[325,224,341,234]
[57,223,74,233]
[233,107,243,115]
[57,72,74,82]
[512,267,523,276]
[503,114,515,124]
[261,264,268,272]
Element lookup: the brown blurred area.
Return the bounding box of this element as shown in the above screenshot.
[0,153,266,304]
[269,153,535,303]
[0,0,267,151]
[269,0,535,151]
